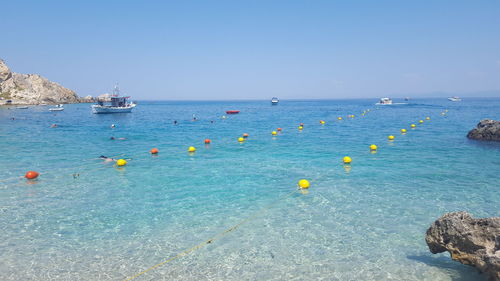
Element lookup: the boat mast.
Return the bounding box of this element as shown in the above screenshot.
[112,83,120,97]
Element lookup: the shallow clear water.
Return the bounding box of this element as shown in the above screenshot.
[1,98,499,281]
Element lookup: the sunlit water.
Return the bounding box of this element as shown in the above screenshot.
[1,98,499,281]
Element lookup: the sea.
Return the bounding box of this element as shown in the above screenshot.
[1,98,499,281]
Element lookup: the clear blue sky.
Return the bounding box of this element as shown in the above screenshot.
[2,0,500,100]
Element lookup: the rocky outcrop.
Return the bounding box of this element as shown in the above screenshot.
[426,212,500,280]
[467,120,500,141]
[0,59,79,105]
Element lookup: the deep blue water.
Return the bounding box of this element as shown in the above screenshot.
[1,98,499,280]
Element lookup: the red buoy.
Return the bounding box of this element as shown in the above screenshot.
[277,128,282,132]
[242,133,249,138]
[300,123,304,126]
[150,148,159,154]
[204,139,211,144]
[25,171,39,180]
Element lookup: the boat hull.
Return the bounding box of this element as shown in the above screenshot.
[49,108,64,111]
[92,104,136,114]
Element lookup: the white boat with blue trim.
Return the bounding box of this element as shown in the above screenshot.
[92,85,136,114]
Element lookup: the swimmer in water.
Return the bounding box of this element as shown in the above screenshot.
[111,124,116,128]
[173,120,178,125]
[192,114,198,121]
[99,155,116,163]
[51,124,57,128]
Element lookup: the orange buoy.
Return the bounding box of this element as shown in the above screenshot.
[204,139,211,144]
[150,148,159,154]
[25,171,39,180]
[300,123,304,126]
[277,128,282,132]
[243,133,249,138]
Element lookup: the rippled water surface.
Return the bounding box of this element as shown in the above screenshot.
[1,98,499,280]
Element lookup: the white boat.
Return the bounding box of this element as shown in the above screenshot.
[448,96,462,102]
[16,106,29,109]
[271,97,279,105]
[92,85,136,114]
[375,97,393,105]
[49,104,64,111]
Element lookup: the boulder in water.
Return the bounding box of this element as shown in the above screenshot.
[467,119,500,141]
[425,212,500,280]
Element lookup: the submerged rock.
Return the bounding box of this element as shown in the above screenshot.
[425,212,500,280]
[0,59,79,105]
[467,119,500,141]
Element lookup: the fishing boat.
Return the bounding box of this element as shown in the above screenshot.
[92,85,136,114]
[225,110,240,114]
[448,96,462,102]
[49,104,64,111]
[271,97,279,105]
[375,97,393,105]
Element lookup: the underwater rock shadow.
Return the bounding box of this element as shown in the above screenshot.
[407,254,486,281]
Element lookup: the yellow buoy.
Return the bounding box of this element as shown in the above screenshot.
[298,126,303,130]
[188,146,196,152]
[411,124,416,128]
[426,117,430,120]
[272,131,277,136]
[238,137,245,142]
[370,144,377,151]
[337,117,342,120]
[116,159,127,166]
[343,156,352,164]
[298,179,310,189]
[401,129,407,133]
[388,135,395,140]
[419,120,424,124]
[319,120,325,124]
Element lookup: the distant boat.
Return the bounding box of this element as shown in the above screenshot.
[375,97,393,105]
[49,104,64,111]
[16,106,29,109]
[448,96,462,102]
[271,97,279,105]
[404,97,410,101]
[225,110,240,114]
[92,85,136,114]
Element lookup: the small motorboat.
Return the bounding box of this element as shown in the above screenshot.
[225,110,240,114]
[448,96,462,102]
[271,97,279,105]
[16,106,29,109]
[375,98,393,105]
[49,104,64,111]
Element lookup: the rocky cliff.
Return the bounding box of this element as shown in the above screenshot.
[426,212,500,280]
[467,120,500,141]
[0,59,80,105]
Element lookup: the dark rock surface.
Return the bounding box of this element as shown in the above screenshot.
[426,212,500,280]
[467,120,500,141]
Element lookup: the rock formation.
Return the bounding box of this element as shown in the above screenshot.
[0,59,80,105]
[426,212,500,280]
[467,120,500,141]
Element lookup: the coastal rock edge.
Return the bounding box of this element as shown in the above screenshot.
[467,119,500,141]
[425,212,500,281]
[0,59,80,105]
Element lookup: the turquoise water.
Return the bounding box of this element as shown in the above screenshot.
[1,98,499,281]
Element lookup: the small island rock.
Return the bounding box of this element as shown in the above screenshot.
[425,212,500,280]
[467,119,500,141]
